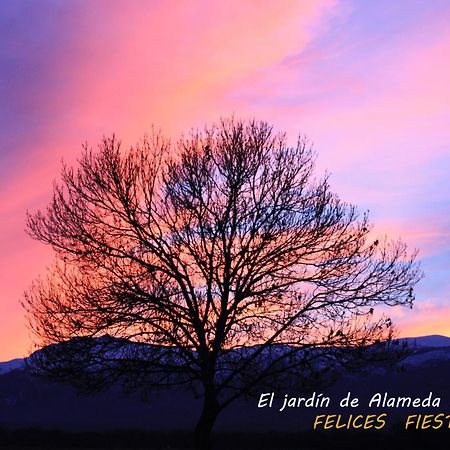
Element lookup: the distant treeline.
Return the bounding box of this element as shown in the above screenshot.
[0,426,448,449]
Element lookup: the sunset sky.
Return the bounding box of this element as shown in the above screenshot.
[1,0,449,360]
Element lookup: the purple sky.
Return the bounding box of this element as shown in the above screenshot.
[1,0,449,359]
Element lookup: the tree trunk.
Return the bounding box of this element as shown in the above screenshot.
[194,390,220,450]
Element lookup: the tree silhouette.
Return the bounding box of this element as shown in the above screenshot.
[23,119,421,450]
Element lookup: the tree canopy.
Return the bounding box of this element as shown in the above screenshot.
[23,118,422,449]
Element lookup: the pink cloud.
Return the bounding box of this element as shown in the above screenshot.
[0,0,337,360]
[2,1,449,361]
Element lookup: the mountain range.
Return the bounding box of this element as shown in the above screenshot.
[0,335,449,433]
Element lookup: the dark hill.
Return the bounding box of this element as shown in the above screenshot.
[1,336,449,433]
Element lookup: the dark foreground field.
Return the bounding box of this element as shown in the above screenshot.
[0,427,449,450]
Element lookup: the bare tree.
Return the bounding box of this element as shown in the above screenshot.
[23,118,421,450]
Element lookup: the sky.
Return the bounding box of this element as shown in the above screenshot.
[1,0,449,360]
